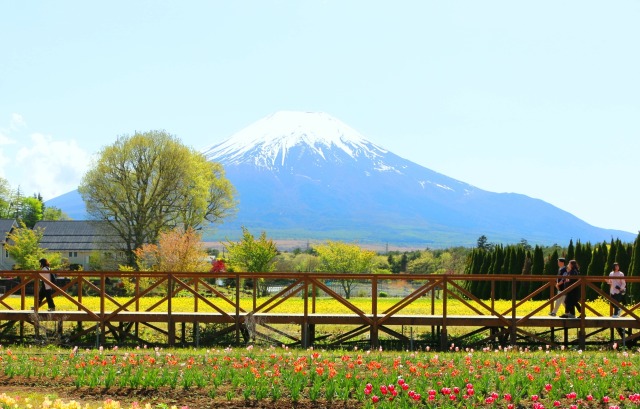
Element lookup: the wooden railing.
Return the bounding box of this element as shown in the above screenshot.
[0,271,638,349]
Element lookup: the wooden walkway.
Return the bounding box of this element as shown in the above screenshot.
[1,271,638,350]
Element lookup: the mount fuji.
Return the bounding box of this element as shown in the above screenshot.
[48,111,634,248]
[198,111,634,247]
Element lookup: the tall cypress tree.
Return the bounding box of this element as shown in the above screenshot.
[586,244,606,300]
[466,249,483,294]
[545,250,560,275]
[532,246,545,275]
[602,240,609,272]
[566,239,575,262]
[500,246,515,299]
[531,246,546,300]
[518,250,532,300]
[606,239,617,273]
[485,245,504,300]
[628,233,640,303]
[478,250,493,299]
[574,240,591,274]
[505,246,519,299]
[543,250,560,305]
[615,240,630,275]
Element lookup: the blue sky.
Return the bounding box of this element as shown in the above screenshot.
[1,1,639,235]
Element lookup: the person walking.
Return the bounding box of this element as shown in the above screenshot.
[38,258,56,311]
[560,260,581,318]
[550,257,567,316]
[606,262,626,318]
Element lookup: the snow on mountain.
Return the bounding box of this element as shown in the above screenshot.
[46,111,637,247]
[202,111,391,170]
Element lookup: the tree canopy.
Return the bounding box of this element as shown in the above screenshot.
[0,178,68,226]
[4,221,62,270]
[224,227,278,296]
[315,241,376,298]
[78,130,237,265]
[134,227,210,273]
[224,227,278,273]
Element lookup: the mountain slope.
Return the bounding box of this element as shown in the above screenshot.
[48,111,635,247]
[199,111,633,246]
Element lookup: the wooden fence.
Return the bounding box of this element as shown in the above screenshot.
[0,271,638,350]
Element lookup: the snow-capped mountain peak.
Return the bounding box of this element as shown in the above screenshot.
[202,111,388,168]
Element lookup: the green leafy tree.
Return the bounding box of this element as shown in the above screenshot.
[224,227,278,296]
[0,177,12,218]
[79,130,237,266]
[407,251,437,274]
[0,181,61,225]
[315,241,376,299]
[42,206,71,221]
[20,196,43,228]
[4,221,62,269]
[477,235,493,250]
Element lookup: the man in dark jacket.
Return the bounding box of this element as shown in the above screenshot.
[549,258,567,316]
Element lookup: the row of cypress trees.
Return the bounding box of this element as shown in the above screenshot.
[463,233,640,303]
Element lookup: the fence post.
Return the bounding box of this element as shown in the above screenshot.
[235,274,240,344]
[167,273,175,346]
[441,275,448,350]
[371,276,378,349]
[511,276,517,346]
[578,277,585,350]
[301,274,309,348]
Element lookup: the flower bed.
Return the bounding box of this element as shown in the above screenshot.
[0,344,638,408]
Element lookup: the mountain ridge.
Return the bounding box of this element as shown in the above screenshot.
[47,111,636,248]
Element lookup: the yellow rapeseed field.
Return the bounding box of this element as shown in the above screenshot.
[5,295,613,316]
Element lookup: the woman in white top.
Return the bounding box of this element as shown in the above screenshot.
[38,258,56,311]
[606,262,625,318]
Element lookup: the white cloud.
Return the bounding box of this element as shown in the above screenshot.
[14,132,92,200]
[9,113,26,131]
[0,130,14,146]
[0,114,19,181]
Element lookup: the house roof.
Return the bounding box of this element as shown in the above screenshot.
[34,220,123,252]
[0,219,17,233]
[0,219,17,243]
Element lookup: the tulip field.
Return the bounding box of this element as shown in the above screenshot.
[1,343,639,409]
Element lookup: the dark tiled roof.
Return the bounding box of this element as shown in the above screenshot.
[0,219,17,243]
[0,219,17,236]
[34,220,123,251]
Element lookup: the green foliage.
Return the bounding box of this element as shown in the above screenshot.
[587,244,606,300]
[315,241,376,299]
[316,241,376,275]
[0,179,63,226]
[224,227,278,273]
[224,227,278,296]
[42,206,70,221]
[4,221,62,269]
[628,233,640,302]
[78,130,237,266]
[406,250,453,275]
[18,196,43,228]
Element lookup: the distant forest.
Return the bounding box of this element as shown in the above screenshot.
[241,233,640,303]
[464,235,640,303]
